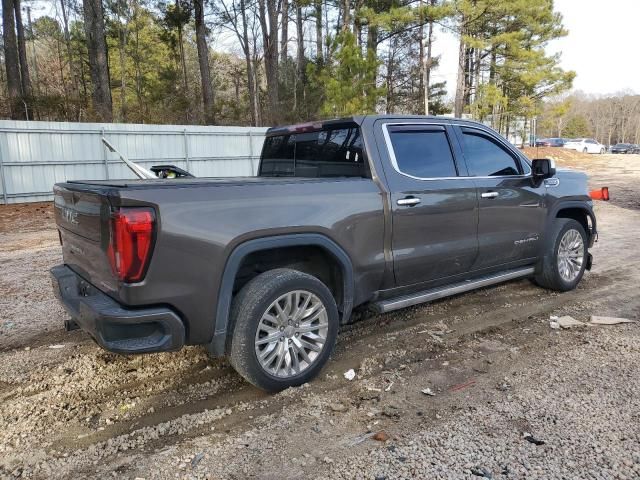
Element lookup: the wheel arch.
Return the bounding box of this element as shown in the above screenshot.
[549,202,597,247]
[208,233,354,356]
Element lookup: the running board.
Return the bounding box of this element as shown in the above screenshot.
[373,267,536,314]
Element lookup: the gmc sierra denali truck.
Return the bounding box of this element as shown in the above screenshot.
[51,115,597,391]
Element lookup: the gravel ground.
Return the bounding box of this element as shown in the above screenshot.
[0,154,639,479]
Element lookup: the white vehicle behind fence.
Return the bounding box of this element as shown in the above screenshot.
[564,138,606,154]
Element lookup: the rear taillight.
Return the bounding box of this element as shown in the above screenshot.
[107,208,156,283]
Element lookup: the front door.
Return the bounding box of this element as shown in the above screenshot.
[455,126,546,270]
[379,122,479,287]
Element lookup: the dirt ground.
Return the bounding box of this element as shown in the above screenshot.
[1,153,639,479]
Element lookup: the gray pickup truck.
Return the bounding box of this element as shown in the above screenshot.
[51,115,597,391]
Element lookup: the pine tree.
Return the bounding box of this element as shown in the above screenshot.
[310,30,385,117]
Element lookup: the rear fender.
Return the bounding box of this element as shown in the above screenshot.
[207,234,354,356]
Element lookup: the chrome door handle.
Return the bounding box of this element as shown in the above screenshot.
[481,191,499,199]
[397,197,421,206]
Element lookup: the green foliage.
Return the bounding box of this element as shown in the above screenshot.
[309,31,385,117]
[0,0,579,126]
[463,0,575,128]
[562,115,591,138]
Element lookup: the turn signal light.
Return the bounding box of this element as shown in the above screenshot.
[107,208,156,282]
[589,187,609,201]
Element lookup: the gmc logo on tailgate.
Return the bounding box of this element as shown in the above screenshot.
[62,207,79,225]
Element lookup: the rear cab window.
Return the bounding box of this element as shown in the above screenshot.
[259,124,369,178]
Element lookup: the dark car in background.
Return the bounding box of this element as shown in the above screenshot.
[610,143,635,154]
[535,138,566,147]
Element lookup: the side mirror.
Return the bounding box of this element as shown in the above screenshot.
[531,158,556,182]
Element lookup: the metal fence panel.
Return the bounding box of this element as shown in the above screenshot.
[0,120,268,204]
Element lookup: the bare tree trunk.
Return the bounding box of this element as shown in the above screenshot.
[177,25,188,92]
[25,7,39,96]
[315,0,322,62]
[2,0,24,119]
[258,0,280,124]
[295,0,305,111]
[489,49,497,128]
[60,0,79,97]
[133,15,145,117]
[473,46,480,106]
[385,42,394,114]
[194,0,216,124]
[252,53,261,125]
[280,0,288,65]
[238,0,257,125]
[463,46,472,106]
[342,0,350,31]
[14,0,32,119]
[83,0,113,122]
[424,0,435,115]
[117,0,128,122]
[418,1,424,114]
[454,29,465,118]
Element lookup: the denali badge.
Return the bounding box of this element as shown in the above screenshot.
[514,235,539,245]
[62,207,79,225]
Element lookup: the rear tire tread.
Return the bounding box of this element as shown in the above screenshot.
[229,268,338,392]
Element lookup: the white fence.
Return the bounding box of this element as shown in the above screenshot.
[0,120,268,204]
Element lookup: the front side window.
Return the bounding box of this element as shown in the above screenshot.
[259,126,368,178]
[461,131,521,177]
[387,127,457,178]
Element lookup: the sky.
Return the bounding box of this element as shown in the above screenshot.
[432,0,640,98]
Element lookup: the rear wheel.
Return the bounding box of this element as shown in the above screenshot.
[534,219,588,292]
[229,268,339,392]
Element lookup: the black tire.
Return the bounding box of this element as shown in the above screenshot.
[229,268,339,392]
[534,218,588,292]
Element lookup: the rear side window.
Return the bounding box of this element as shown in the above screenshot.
[259,126,369,178]
[387,127,457,178]
[461,131,521,177]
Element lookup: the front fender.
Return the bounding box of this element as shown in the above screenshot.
[547,201,597,247]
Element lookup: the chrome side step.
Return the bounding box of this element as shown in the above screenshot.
[373,267,536,314]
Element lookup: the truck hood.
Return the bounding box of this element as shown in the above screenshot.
[551,168,590,198]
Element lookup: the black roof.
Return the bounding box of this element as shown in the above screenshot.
[266,114,488,136]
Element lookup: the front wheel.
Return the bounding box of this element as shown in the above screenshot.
[229,268,339,392]
[534,219,588,292]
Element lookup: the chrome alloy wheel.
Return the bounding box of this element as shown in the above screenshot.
[557,229,584,282]
[254,290,329,378]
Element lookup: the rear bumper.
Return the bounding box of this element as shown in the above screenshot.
[50,265,185,354]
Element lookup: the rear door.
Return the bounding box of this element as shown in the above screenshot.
[378,122,479,287]
[454,126,546,270]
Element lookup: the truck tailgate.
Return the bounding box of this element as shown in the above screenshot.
[53,184,118,293]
